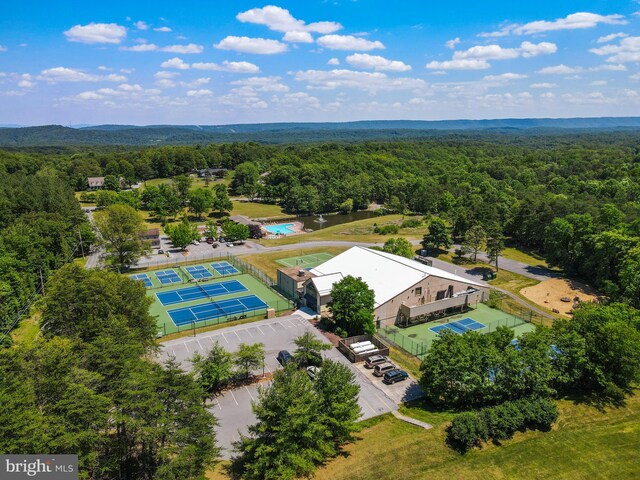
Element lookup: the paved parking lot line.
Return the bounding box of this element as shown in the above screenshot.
[229,390,239,406]
[245,386,255,402]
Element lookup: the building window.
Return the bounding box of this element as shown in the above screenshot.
[415,287,422,296]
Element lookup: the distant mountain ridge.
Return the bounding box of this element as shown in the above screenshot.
[0,117,639,146]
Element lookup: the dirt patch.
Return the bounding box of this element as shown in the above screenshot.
[520,278,601,318]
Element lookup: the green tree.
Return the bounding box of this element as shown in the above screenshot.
[221,220,249,242]
[463,224,487,262]
[313,360,361,447]
[94,203,148,270]
[230,367,333,480]
[173,174,193,203]
[234,343,265,380]
[421,218,452,253]
[231,162,260,199]
[382,237,414,258]
[486,225,506,272]
[293,331,332,367]
[339,198,353,214]
[188,188,213,219]
[329,275,375,336]
[212,183,233,214]
[166,219,199,250]
[95,189,119,207]
[102,174,120,192]
[192,342,234,395]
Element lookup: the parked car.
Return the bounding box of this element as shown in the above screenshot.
[306,366,320,380]
[192,240,200,246]
[364,354,388,369]
[158,249,164,254]
[383,369,409,385]
[373,362,396,377]
[212,242,219,248]
[206,237,214,244]
[277,350,294,366]
[226,242,234,247]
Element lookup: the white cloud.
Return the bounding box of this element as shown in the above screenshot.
[345,53,411,72]
[537,64,583,75]
[453,41,556,60]
[283,31,314,43]
[215,36,288,54]
[18,74,35,89]
[192,60,260,73]
[64,23,127,44]
[0,45,7,52]
[160,57,190,70]
[154,26,172,33]
[120,43,158,52]
[186,89,213,97]
[231,76,289,92]
[327,58,340,66]
[39,67,126,83]
[291,69,427,93]
[590,64,627,72]
[445,38,460,49]
[134,21,148,31]
[154,71,179,81]
[236,5,341,34]
[513,12,627,35]
[483,73,528,82]
[155,79,176,88]
[316,35,385,51]
[97,66,111,71]
[590,80,608,86]
[540,92,555,99]
[530,82,558,88]
[426,59,491,70]
[590,36,640,63]
[597,32,628,43]
[630,73,640,81]
[160,43,203,54]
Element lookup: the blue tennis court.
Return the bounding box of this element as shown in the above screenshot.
[211,261,240,276]
[129,273,152,288]
[155,269,181,285]
[156,279,248,306]
[431,317,486,335]
[168,295,269,326]
[185,265,213,279]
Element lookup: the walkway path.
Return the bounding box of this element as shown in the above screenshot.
[392,410,432,429]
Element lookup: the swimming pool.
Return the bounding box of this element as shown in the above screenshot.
[264,223,295,235]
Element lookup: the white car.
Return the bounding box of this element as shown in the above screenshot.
[192,240,200,246]
[226,242,234,247]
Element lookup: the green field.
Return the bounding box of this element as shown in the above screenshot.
[276,252,335,268]
[141,264,292,336]
[379,303,535,357]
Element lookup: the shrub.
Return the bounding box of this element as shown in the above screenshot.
[400,218,422,228]
[373,224,400,235]
[520,397,558,431]
[447,412,488,453]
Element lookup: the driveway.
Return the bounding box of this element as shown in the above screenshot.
[159,315,415,458]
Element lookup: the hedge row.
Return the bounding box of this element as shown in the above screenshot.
[447,397,559,453]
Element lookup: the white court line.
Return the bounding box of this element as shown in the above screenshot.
[229,390,239,406]
[244,386,255,402]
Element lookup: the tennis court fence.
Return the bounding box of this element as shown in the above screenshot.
[225,254,275,287]
[377,327,431,358]
[158,298,295,336]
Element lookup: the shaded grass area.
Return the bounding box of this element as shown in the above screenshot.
[10,313,40,345]
[259,215,423,246]
[240,246,348,279]
[501,247,550,268]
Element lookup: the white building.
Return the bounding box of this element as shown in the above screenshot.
[299,247,488,327]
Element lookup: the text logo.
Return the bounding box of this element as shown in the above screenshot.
[1,456,78,479]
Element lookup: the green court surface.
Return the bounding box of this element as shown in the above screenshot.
[379,303,536,358]
[145,264,292,336]
[276,252,334,268]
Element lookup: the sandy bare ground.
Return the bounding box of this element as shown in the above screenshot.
[520,278,601,318]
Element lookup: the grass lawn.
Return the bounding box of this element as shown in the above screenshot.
[240,246,349,279]
[259,215,423,247]
[10,313,41,345]
[208,391,640,480]
[230,200,288,220]
[501,247,550,268]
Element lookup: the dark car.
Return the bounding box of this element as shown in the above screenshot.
[382,369,409,385]
[364,354,388,369]
[277,350,294,366]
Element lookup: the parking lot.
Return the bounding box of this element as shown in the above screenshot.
[159,315,422,458]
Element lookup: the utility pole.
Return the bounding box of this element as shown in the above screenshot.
[78,230,85,258]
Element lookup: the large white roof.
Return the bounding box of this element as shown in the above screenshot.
[309,246,482,308]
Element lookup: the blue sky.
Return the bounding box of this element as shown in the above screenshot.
[1,1,639,125]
